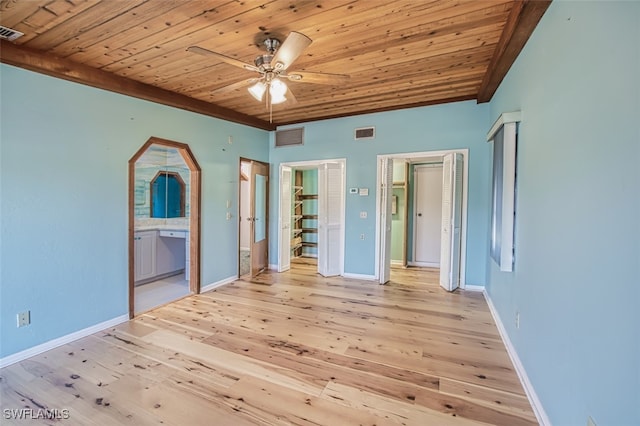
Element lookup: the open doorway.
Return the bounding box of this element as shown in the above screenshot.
[277,159,346,277]
[238,158,269,277]
[376,150,468,290]
[128,137,201,317]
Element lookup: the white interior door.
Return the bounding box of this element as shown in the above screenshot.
[440,153,464,291]
[278,165,292,272]
[414,165,443,266]
[378,158,393,284]
[317,162,344,277]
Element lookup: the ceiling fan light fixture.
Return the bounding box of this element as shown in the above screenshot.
[270,92,287,105]
[270,78,287,97]
[248,81,266,101]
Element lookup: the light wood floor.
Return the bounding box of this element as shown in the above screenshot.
[0,260,536,425]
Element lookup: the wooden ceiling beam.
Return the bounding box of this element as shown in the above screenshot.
[477,0,552,103]
[0,40,274,131]
[275,94,477,126]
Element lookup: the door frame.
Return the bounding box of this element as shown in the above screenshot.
[128,137,201,319]
[277,158,346,275]
[375,149,468,287]
[238,158,270,277]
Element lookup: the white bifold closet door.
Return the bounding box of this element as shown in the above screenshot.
[378,158,394,284]
[439,152,464,291]
[278,165,292,272]
[317,162,344,277]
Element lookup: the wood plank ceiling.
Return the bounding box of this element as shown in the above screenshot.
[0,0,550,131]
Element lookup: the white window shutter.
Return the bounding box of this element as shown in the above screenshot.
[440,154,453,290]
[379,158,393,284]
[440,153,464,291]
[279,166,292,272]
[318,162,344,277]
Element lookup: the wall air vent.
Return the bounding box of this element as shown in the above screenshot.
[275,127,304,148]
[354,126,375,140]
[0,26,24,42]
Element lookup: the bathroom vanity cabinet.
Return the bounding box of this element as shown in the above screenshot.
[134,229,187,284]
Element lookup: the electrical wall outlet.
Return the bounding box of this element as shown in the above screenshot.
[360,234,365,240]
[515,311,520,329]
[17,311,30,327]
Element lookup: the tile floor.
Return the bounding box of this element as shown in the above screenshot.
[134,273,189,314]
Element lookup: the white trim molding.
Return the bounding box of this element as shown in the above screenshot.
[200,275,237,293]
[462,284,485,292]
[0,314,129,368]
[483,290,550,426]
[487,111,522,141]
[342,272,377,281]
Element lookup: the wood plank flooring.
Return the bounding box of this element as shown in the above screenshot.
[0,260,536,425]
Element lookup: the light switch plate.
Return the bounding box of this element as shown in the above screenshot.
[17,311,30,327]
[360,211,367,219]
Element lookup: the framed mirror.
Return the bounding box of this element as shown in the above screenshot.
[150,171,185,218]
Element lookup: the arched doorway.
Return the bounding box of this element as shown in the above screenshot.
[128,137,201,318]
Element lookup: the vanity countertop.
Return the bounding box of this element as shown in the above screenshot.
[135,225,189,232]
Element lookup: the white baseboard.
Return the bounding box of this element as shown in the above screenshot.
[268,264,279,271]
[200,275,237,293]
[462,284,484,292]
[0,314,129,369]
[408,261,439,268]
[483,290,550,426]
[342,272,377,281]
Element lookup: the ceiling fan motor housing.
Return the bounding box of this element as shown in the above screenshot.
[263,37,280,53]
[254,54,274,72]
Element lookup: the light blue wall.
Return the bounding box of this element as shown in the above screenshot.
[0,64,269,358]
[486,1,640,425]
[269,101,491,281]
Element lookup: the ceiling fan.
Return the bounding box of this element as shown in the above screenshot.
[187,31,349,109]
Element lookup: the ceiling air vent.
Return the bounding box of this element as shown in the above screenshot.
[0,26,24,42]
[354,126,375,140]
[275,127,304,148]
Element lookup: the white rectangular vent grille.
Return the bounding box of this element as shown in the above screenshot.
[0,26,24,41]
[354,127,375,140]
[275,127,304,148]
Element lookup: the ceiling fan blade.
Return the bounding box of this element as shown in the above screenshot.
[187,46,259,72]
[212,78,259,94]
[285,71,350,85]
[272,31,312,71]
[284,87,298,105]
